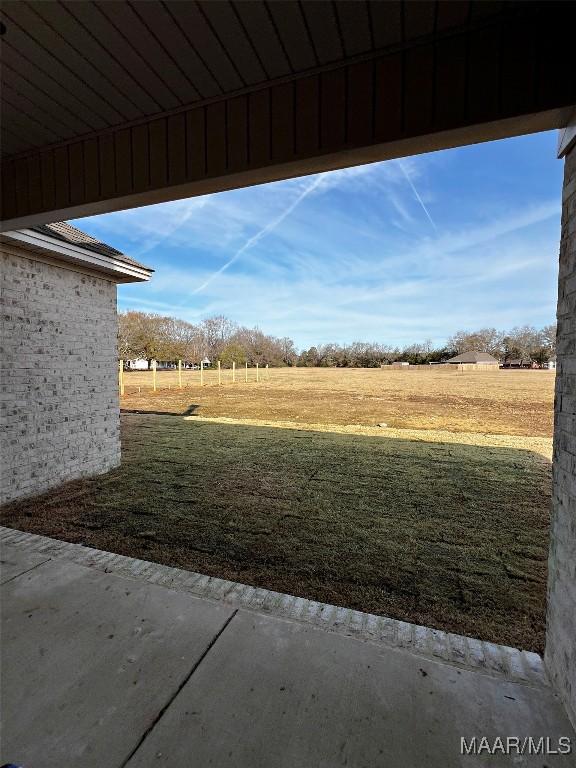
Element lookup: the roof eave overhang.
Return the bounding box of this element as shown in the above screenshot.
[0,228,153,283]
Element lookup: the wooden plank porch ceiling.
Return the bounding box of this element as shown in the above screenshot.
[1,1,575,228]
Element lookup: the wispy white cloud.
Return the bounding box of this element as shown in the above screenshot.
[78,132,562,348]
[122,225,557,348]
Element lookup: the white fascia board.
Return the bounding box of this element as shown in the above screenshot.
[1,228,153,283]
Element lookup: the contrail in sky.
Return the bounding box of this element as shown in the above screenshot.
[193,173,325,294]
[398,160,437,232]
[134,198,208,258]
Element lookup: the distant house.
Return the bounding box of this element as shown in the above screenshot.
[390,361,410,368]
[547,358,557,370]
[501,358,537,369]
[446,351,499,365]
[124,359,149,370]
[124,359,175,370]
[201,357,211,367]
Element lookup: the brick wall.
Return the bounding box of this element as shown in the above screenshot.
[0,243,120,504]
[546,143,576,727]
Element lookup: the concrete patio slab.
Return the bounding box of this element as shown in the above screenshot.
[0,546,50,584]
[0,526,547,686]
[1,536,574,767]
[126,609,574,768]
[1,554,234,768]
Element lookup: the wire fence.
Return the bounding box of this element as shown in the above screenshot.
[118,359,271,395]
[118,360,525,396]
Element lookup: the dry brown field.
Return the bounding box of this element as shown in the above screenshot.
[121,366,555,437]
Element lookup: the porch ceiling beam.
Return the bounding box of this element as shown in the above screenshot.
[1,1,575,230]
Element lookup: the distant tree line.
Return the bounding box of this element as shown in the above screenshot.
[119,312,556,368]
[118,311,297,368]
[297,325,557,367]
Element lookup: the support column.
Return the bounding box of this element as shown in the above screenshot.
[546,139,576,727]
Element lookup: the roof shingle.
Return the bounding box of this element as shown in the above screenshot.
[29,221,153,272]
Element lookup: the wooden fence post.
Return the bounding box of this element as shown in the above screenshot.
[266,363,269,380]
[200,360,204,386]
[178,359,182,388]
[119,360,124,396]
[152,360,157,392]
[232,361,236,383]
[218,360,221,385]
[245,361,248,383]
[256,363,259,382]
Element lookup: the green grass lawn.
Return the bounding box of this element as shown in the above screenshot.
[0,414,552,651]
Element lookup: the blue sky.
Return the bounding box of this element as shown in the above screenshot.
[74,130,563,350]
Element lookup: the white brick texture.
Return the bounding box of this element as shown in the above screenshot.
[546,144,576,728]
[0,244,120,504]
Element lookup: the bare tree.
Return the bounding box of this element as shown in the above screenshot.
[201,315,237,360]
[118,311,168,366]
[540,323,557,357]
[118,311,141,359]
[447,328,503,357]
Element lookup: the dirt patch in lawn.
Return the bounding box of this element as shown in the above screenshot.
[120,367,555,437]
[1,414,552,652]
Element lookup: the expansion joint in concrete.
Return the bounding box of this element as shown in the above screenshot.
[118,609,238,768]
[0,526,549,689]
